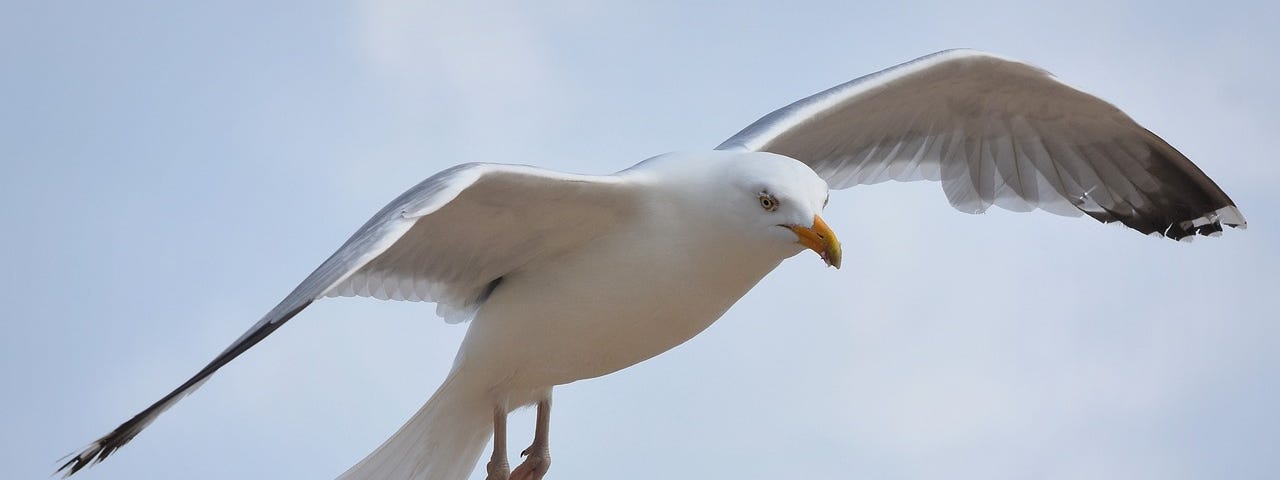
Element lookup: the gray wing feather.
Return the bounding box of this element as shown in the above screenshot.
[718,49,1246,239]
[59,163,630,476]
[323,164,629,322]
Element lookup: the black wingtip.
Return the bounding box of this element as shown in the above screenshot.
[54,300,316,477]
[56,441,108,477]
[56,422,143,477]
[1158,205,1246,242]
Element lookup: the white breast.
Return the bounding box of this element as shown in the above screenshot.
[450,207,785,395]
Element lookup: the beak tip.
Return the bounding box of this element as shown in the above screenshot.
[787,214,842,270]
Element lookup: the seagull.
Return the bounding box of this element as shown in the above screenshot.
[58,49,1245,480]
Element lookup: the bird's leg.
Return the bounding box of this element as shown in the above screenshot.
[486,405,511,480]
[510,398,552,480]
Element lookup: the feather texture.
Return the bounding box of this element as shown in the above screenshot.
[718,49,1245,239]
[57,163,630,476]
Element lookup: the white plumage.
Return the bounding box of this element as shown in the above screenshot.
[60,50,1243,480]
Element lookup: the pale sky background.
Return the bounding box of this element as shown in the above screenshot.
[3,1,1279,479]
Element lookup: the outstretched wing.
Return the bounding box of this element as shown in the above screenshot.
[59,163,632,476]
[717,49,1245,240]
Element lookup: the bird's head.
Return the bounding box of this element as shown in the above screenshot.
[634,150,841,268]
[729,152,842,269]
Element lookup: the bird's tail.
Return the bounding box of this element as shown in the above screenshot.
[338,372,492,480]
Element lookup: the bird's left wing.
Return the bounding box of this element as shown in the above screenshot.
[717,49,1245,240]
[59,163,632,476]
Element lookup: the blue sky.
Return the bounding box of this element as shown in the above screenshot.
[3,1,1278,479]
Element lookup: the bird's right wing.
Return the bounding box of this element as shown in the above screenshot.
[59,163,634,476]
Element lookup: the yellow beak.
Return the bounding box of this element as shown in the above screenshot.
[786,215,842,269]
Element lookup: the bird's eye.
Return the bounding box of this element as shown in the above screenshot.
[758,192,779,212]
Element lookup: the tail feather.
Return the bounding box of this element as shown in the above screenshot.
[339,373,492,480]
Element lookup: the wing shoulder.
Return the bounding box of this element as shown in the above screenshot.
[322,163,634,321]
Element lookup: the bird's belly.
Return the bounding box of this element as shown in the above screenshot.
[452,230,781,393]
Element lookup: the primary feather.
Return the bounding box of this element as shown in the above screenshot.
[718,49,1245,239]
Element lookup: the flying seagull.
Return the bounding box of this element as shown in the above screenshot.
[59,49,1244,480]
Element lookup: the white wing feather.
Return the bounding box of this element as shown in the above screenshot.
[718,49,1245,239]
[322,163,630,322]
[58,163,631,475]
